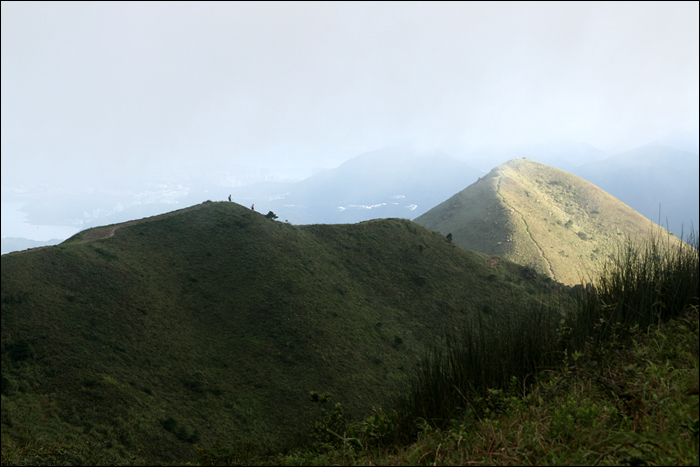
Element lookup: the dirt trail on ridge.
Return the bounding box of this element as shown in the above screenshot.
[79,203,211,242]
[495,177,557,281]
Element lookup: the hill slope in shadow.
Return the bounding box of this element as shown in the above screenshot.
[1,201,560,463]
[414,158,680,285]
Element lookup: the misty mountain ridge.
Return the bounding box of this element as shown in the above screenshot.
[0,237,62,255]
[223,145,483,224]
[641,128,700,154]
[572,145,699,237]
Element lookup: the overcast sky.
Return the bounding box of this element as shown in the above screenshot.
[2,1,698,189]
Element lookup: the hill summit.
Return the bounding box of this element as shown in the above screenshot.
[414,158,678,285]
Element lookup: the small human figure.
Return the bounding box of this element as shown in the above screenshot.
[251,204,255,211]
[228,194,232,202]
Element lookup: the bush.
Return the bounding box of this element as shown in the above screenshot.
[189,429,201,444]
[412,276,428,286]
[265,211,279,220]
[162,417,178,432]
[522,265,538,279]
[182,371,206,393]
[93,246,117,261]
[10,339,35,361]
[176,426,190,442]
[1,374,13,396]
[162,417,200,444]
[308,393,349,449]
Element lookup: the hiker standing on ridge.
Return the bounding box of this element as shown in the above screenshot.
[228,194,232,202]
[251,204,255,211]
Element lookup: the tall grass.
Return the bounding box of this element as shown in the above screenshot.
[391,297,566,440]
[390,229,699,442]
[596,229,699,329]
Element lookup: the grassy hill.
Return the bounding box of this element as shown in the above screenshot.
[414,158,681,285]
[1,201,560,464]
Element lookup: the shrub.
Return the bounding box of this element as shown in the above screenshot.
[10,339,35,361]
[176,426,190,442]
[162,417,200,444]
[265,211,279,220]
[162,417,178,432]
[1,374,13,396]
[357,408,397,447]
[308,392,349,449]
[93,247,117,261]
[182,371,206,393]
[188,429,201,444]
[522,265,538,279]
[2,292,30,305]
[412,276,428,286]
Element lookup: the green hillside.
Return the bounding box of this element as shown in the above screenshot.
[1,201,560,464]
[414,158,680,285]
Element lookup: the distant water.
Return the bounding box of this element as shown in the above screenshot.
[1,202,80,242]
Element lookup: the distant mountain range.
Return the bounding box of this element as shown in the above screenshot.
[571,145,699,238]
[0,237,62,255]
[223,145,484,224]
[414,158,681,285]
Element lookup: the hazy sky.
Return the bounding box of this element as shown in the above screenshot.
[2,1,698,188]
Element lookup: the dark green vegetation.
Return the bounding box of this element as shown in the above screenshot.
[414,158,681,286]
[1,201,560,464]
[272,229,698,466]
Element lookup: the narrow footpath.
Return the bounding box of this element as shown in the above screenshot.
[496,177,557,281]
